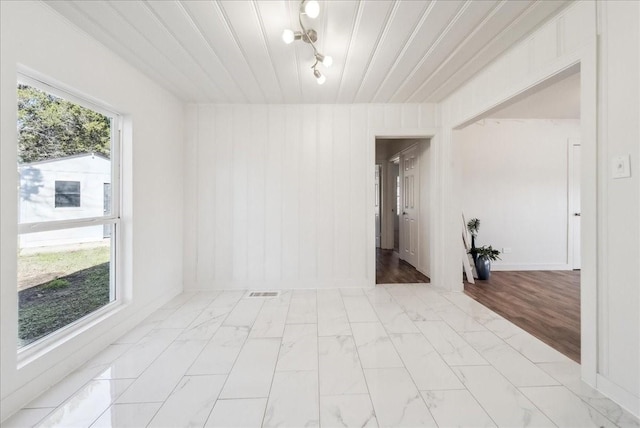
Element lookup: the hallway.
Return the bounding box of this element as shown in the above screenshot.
[376,248,430,284]
[6,285,636,427]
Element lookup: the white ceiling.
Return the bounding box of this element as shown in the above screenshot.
[46,0,570,104]
[489,71,580,119]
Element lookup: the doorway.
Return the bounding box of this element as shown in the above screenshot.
[455,69,582,362]
[375,138,431,284]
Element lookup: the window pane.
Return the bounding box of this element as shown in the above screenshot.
[17,84,112,223]
[54,180,81,208]
[18,225,114,348]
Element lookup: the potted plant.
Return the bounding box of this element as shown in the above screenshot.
[468,245,501,280]
[466,218,480,263]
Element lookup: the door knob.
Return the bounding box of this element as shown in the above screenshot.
[574,213,581,216]
[402,212,407,215]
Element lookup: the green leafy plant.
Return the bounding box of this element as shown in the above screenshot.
[468,245,501,261]
[467,218,480,237]
[17,84,111,164]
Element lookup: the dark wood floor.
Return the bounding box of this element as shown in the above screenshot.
[376,248,430,284]
[464,270,580,363]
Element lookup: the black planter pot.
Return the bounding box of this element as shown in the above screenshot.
[475,256,491,280]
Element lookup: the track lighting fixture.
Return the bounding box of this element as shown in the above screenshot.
[282,0,332,84]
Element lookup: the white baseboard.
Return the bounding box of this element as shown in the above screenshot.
[491,263,573,271]
[186,279,373,291]
[596,374,640,419]
[417,266,431,279]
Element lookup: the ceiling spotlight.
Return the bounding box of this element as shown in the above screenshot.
[303,0,320,19]
[314,68,326,85]
[315,53,333,68]
[282,29,295,44]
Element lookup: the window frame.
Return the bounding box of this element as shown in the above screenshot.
[16,73,123,358]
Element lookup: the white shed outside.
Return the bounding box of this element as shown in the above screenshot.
[19,153,111,249]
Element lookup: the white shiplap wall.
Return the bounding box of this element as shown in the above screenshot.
[184,104,437,290]
[1,1,185,420]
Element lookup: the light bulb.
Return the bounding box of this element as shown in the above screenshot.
[304,0,320,19]
[322,55,333,67]
[282,29,295,44]
[314,69,326,85]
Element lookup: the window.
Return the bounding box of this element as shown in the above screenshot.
[17,75,120,350]
[54,180,80,207]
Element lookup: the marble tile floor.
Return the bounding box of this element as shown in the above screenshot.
[4,285,639,428]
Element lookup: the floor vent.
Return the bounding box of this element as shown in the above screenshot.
[247,291,280,298]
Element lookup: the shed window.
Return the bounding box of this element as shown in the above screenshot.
[55,180,80,207]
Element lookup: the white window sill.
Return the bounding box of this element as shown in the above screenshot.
[17,299,126,370]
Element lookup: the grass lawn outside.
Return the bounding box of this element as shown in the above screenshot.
[18,244,110,290]
[18,245,111,347]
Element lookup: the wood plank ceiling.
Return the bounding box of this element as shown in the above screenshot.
[46,0,570,104]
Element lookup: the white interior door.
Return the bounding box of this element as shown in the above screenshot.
[570,142,581,269]
[400,147,419,268]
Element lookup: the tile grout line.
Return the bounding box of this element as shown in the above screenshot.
[258,291,294,427]
[120,292,235,427]
[159,291,252,427]
[338,288,380,426]
[412,287,552,427]
[315,289,321,427]
[442,289,637,427]
[433,290,566,427]
[406,287,511,428]
[370,286,446,426]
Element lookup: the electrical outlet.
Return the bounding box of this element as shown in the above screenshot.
[502,247,512,254]
[612,155,631,179]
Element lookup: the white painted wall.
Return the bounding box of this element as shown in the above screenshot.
[595,0,640,412]
[457,119,580,270]
[439,0,639,417]
[183,104,436,290]
[1,1,184,420]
